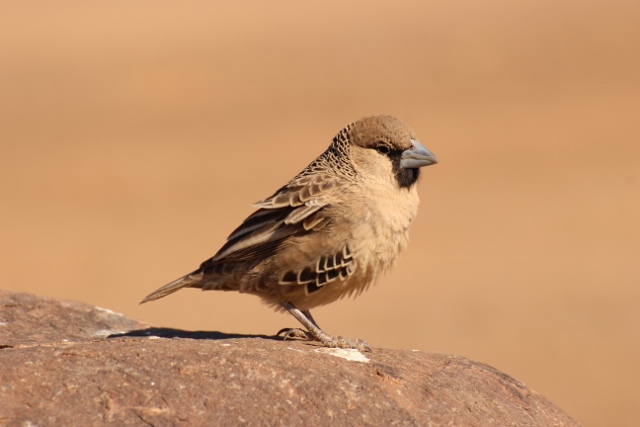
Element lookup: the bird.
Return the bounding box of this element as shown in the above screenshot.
[140,115,438,351]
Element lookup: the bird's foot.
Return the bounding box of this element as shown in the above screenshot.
[278,303,371,351]
[278,327,371,352]
[277,327,316,341]
[318,335,371,352]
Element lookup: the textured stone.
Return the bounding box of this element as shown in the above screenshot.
[0,291,581,426]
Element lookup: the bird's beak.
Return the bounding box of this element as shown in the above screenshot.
[400,139,439,169]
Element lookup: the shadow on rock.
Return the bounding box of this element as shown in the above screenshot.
[108,327,282,342]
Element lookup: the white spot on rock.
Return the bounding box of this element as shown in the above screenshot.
[94,306,124,316]
[314,348,370,363]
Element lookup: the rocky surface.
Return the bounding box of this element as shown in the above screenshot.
[0,290,581,426]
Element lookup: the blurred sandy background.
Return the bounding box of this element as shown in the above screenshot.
[1,1,639,425]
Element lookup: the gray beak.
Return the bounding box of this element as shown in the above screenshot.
[400,139,439,169]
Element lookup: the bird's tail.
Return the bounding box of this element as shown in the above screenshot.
[140,270,203,304]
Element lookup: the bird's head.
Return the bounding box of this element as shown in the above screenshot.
[346,115,438,189]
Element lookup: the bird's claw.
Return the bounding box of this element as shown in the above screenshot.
[321,336,372,352]
[277,327,316,341]
[278,327,371,352]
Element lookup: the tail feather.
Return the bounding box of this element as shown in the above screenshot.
[140,270,202,304]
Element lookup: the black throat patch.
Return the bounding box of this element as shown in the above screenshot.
[388,151,420,189]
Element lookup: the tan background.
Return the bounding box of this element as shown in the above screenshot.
[1,1,639,426]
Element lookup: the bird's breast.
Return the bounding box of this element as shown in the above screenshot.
[342,181,420,288]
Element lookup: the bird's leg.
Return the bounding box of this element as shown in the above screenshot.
[302,309,318,327]
[277,302,371,352]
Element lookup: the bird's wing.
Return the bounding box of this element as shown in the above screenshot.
[278,243,355,295]
[202,174,341,266]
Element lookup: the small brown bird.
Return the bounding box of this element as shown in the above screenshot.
[141,115,437,350]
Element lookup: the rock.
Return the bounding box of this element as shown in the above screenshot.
[0,290,149,347]
[0,290,581,426]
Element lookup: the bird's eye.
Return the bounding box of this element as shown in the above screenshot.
[376,144,390,155]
